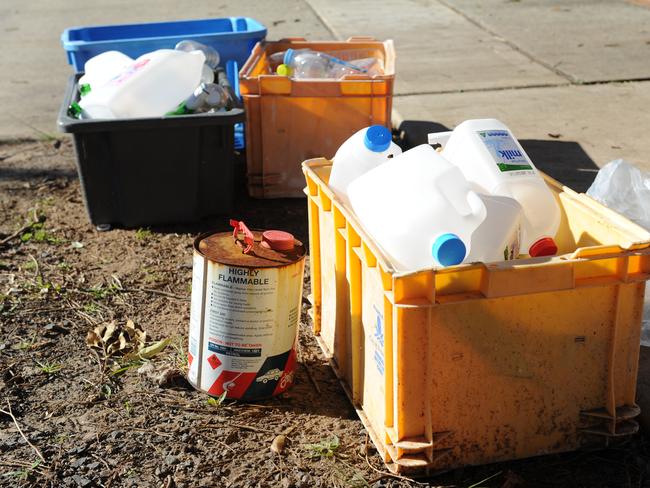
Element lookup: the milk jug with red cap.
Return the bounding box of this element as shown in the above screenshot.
[429,119,561,257]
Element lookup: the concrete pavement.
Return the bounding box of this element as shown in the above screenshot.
[2,0,650,175]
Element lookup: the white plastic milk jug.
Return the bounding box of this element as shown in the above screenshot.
[79,49,206,119]
[466,194,522,263]
[79,51,134,93]
[347,144,487,270]
[428,119,561,257]
[328,125,402,202]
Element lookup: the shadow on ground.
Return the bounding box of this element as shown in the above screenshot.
[396,120,600,192]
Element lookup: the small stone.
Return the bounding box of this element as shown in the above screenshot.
[107,431,122,441]
[156,368,183,387]
[165,455,180,466]
[71,457,89,468]
[270,435,286,454]
[81,432,96,444]
[137,362,155,376]
[86,462,100,470]
[71,475,92,487]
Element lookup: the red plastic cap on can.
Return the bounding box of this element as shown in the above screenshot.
[262,230,295,251]
[529,237,558,257]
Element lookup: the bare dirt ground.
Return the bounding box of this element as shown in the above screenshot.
[1,139,649,488]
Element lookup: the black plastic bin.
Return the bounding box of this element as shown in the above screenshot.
[57,75,245,229]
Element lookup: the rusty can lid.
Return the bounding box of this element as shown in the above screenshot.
[194,229,306,268]
[261,230,295,251]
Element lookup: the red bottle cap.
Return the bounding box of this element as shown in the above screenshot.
[262,230,295,251]
[529,237,558,257]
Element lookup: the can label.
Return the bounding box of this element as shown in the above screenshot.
[189,254,303,400]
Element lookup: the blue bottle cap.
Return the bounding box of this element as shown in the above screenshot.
[283,49,295,65]
[432,233,466,267]
[363,125,391,152]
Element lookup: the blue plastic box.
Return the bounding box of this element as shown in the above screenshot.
[61,17,266,72]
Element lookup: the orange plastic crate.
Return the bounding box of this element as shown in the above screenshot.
[239,37,395,198]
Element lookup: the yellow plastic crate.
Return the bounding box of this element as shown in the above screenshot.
[303,158,650,475]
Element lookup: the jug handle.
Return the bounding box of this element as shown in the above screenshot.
[427,131,452,150]
[434,170,485,219]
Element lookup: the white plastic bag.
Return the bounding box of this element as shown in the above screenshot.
[586,159,650,230]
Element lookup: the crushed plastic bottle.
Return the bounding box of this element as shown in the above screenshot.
[272,49,380,79]
[175,39,220,69]
[586,159,650,230]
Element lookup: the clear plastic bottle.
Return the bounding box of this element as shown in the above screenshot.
[328,125,402,202]
[273,48,375,79]
[347,144,487,270]
[175,40,220,69]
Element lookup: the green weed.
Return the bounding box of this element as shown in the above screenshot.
[110,359,144,377]
[134,228,153,240]
[35,360,63,375]
[304,435,340,459]
[17,335,37,351]
[206,390,228,407]
[20,222,63,245]
[88,283,120,300]
[83,303,100,314]
[169,336,188,371]
[2,460,41,481]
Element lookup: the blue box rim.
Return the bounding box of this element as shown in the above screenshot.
[61,16,267,49]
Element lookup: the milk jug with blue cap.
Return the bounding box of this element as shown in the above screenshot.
[347,144,487,270]
[328,125,402,202]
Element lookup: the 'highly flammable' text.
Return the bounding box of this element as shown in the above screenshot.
[218,267,270,285]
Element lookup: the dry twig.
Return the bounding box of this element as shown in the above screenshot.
[0,401,47,465]
[302,361,322,394]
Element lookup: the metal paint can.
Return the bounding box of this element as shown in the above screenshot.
[188,220,306,400]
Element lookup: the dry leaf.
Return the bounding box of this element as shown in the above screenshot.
[86,329,101,348]
[86,320,147,359]
[271,435,286,454]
